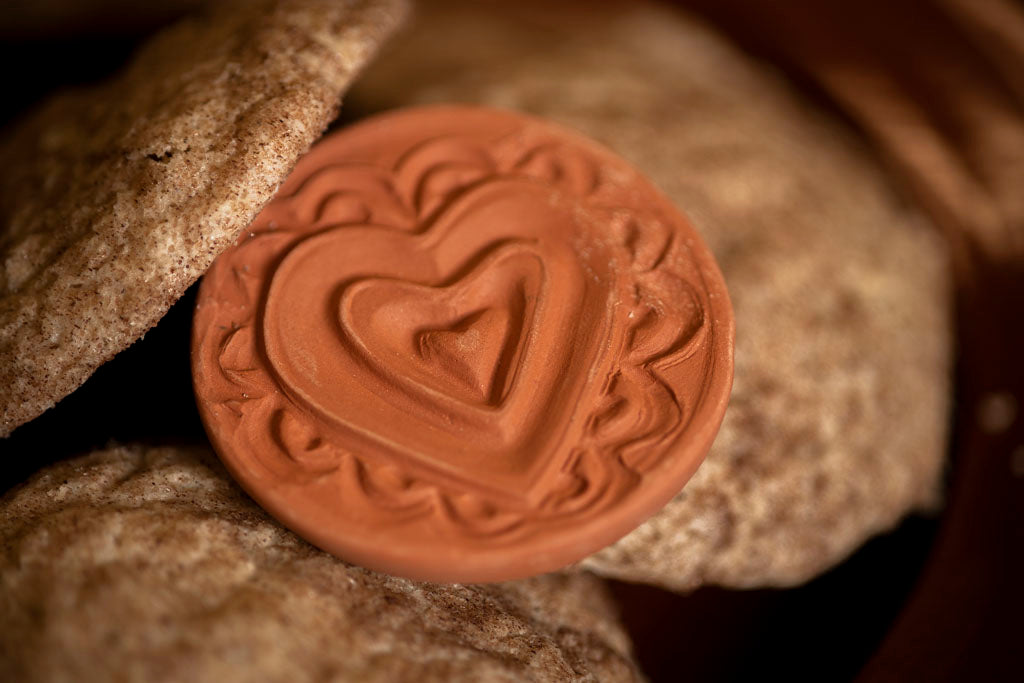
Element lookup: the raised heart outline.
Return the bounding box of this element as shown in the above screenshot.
[195,124,715,543]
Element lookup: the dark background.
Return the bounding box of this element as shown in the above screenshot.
[1,3,1021,681]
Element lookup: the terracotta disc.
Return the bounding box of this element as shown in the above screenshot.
[192,105,734,583]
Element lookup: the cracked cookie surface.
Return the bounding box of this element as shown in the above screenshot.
[0,0,409,436]
[0,443,643,682]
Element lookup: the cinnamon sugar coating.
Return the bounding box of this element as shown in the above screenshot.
[0,444,643,682]
[0,0,409,436]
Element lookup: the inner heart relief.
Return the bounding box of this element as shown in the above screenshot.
[192,106,734,583]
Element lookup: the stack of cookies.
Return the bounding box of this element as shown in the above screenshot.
[0,1,950,680]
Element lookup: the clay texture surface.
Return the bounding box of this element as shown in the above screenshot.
[192,105,732,582]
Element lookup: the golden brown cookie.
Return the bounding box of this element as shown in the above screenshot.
[347,0,952,589]
[0,444,644,682]
[0,0,409,436]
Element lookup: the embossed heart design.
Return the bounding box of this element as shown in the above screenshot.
[338,244,543,408]
[261,180,618,500]
[194,106,734,583]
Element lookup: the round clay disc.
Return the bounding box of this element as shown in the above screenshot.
[191,105,734,583]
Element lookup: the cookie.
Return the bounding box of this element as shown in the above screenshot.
[0,444,644,682]
[192,104,733,582]
[346,0,952,588]
[0,0,409,436]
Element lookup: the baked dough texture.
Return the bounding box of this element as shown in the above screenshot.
[0,444,643,682]
[348,0,952,589]
[0,0,409,436]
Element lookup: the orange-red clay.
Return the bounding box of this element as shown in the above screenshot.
[192,105,734,582]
